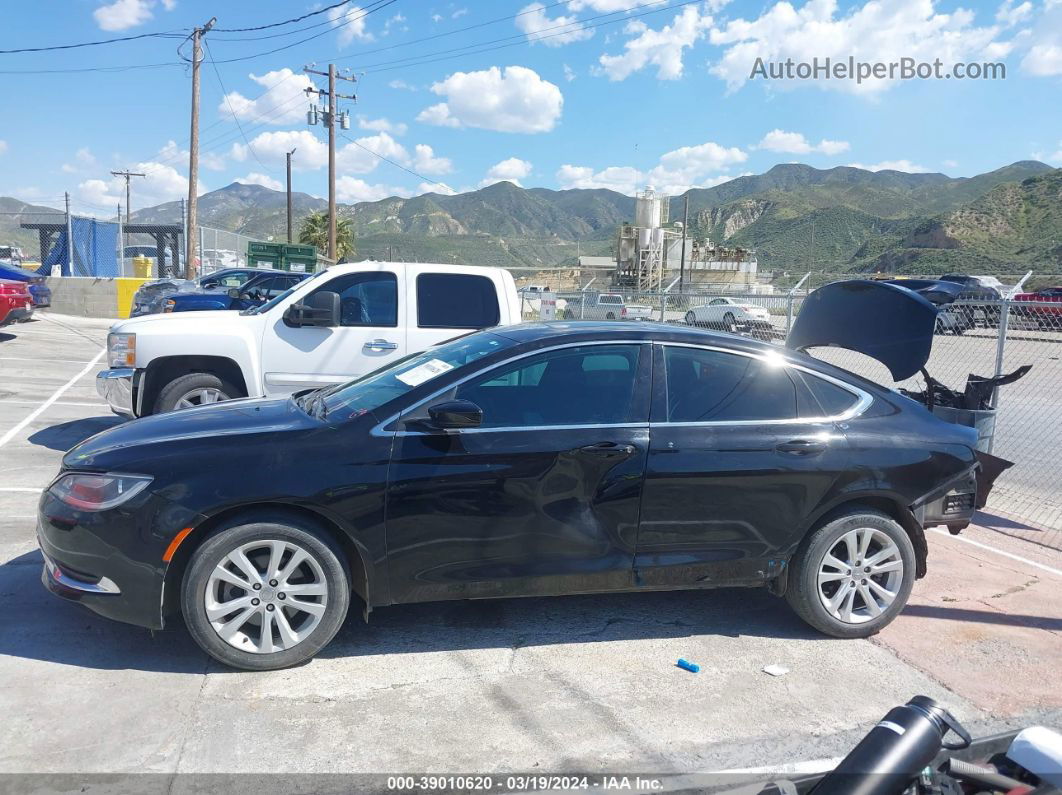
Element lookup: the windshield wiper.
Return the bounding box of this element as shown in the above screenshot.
[298,390,328,420]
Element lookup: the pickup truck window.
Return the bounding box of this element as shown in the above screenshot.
[416,273,500,329]
[307,271,398,327]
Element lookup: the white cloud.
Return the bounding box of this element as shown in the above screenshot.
[757,129,850,155]
[383,13,407,34]
[567,0,668,10]
[328,4,375,46]
[598,6,713,81]
[432,13,443,23]
[93,0,153,30]
[339,132,410,174]
[61,148,98,174]
[516,2,594,47]
[943,159,959,169]
[237,173,282,191]
[336,177,409,203]
[709,0,1010,96]
[0,140,7,156]
[453,7,469,18]
[232,130,329,171]
[480,157,534,187]
[411,144,453,175]
[389,79,416,90]
[848,159,930,173]
[357,116,408,135]
[557,139,746,195]
[219,68,315,126]
[418,66,563,133]
[997,0,1033,26]
[160,0,176,9]
[1023,43,1062,75]
[563,64,576,81]
[1019,0,1062,75]
[158,139,225,171]
[78,157,197,210]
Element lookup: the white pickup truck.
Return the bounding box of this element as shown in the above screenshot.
[97,261,521,417]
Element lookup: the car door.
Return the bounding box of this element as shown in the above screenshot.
[260,265,407,396]
[635,343,857,588]
[384,342,652,604]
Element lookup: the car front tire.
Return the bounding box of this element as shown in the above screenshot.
[785,509,915,638]
[181,519,351,671]
[155,372,241,414]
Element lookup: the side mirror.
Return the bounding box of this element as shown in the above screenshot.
[427,399,483,429]
[284,290,340,328]
[227,288,240,299]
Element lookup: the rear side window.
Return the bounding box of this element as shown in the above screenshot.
[417,273,500,329]
[663,346,798,422]
[796,372,859,418]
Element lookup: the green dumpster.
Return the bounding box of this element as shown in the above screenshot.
[246,242,320,273]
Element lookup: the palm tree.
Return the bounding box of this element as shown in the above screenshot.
[298,211,355,260]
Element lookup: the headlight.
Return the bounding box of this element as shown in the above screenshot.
[48,473,152,511]
[107,332,136,368]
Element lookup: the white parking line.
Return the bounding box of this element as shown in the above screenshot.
[0,356,99,365]
[927,526,1062,578]
[0,400,109,408]
[0,349,105,450]
[0,487,43,493]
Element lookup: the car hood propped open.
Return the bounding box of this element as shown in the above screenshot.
[786,280,938,381]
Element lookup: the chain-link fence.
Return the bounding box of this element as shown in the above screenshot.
[18,213,122,277]
[523,280,1062,538]
[194,226,256,274]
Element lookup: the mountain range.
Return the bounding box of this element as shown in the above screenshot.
[3,160,1059,275]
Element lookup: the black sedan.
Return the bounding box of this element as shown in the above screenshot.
[39,291,982,670]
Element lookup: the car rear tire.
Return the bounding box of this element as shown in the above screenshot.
[154,372,241,414]
[181,519,351,671]
[785,508,915,638]
[606,312,616,320]
[685,311,698,327]
[723,312,738,333]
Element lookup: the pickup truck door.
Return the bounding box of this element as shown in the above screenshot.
[259,265,408,396]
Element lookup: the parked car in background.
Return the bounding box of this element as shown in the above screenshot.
[98,261,521,416]
[1013,286,1062,328]
[883,278,975,335]
[561,292,652,320]
[0,279,34,325]
[685,296,773,337]
[53,284,985,668]
[159,270,309,314]
[201,249,240,272]
[0,259,51,307]
[131,268,277,316]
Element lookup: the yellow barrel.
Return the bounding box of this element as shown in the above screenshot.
[132,255,153,279]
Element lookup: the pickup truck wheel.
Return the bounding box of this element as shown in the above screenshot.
[785,509,915,639]
[181,520,350,671]
[155,372,241,414]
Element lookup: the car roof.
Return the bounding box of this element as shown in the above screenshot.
[493,320,776,355]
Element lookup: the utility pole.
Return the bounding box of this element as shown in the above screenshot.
[286,148,296,243]
[679,194,689,293]
[110,170,145,228]
[185,16,216,279]
[305,64,356,261]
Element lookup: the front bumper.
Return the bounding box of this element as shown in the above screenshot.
[96,368,137,418]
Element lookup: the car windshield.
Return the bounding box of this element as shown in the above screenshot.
[311,330,516,419]
[241,270,325,315]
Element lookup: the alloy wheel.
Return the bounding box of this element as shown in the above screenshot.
[205,539,328,654]
[816,527,903,624]
[175,388,229,408]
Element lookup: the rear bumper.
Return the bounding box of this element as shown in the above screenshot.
[4,306,33,323]
[912,466,979,532]
[96,368,138,418]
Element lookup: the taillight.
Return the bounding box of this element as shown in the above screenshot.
[621,307,628,318]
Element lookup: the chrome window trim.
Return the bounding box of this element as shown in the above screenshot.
[652,342,873,427]
[370,339,651,437]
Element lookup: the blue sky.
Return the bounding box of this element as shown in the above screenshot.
[2,0,1060,215]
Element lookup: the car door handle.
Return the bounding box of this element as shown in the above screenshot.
[576,442,636,458]
[776,439,827,455]
[364,339,398,351]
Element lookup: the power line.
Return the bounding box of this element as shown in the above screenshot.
[0,30,184,55]
[203,41,272,173]
[213,0,354,33]
[339,133,454,193]
[0,61,181,75]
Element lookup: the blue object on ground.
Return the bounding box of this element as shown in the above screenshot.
[676,658,700,673]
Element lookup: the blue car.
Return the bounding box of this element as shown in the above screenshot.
[0,253,51,307]
[160,270,309,313]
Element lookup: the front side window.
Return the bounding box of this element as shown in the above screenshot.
[662,346,800,423]
[416,273,500,329]
[310,271,398,327]
[456,344,643,428]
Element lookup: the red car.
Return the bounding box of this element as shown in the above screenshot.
[1014,287,1062,328]
[0,278,34,326]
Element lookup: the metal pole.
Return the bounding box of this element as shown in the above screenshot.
[185,17,216,280]
[327,64,337,261]
[286,148,295,243]
[180,197,187,273]
[117,203,123,276]
[679,194,688,293]
[64,192,74,277]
